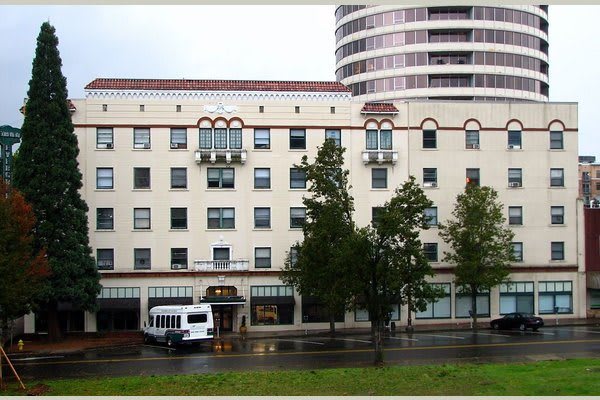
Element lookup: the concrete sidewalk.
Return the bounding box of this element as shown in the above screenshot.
[5,317,600,356]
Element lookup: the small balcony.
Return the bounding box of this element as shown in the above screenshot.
[362,150,398,165]
[194,259,249,272]
[195,149,247,165]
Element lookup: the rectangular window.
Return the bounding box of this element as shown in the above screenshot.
[254,168,271,189]
[199,128,212,149]
[551,241,565,260]
[134,208,151,229]
[254,129,270,149]
[371,168,387,189]
[512,242,523,261]
[290,207,306,228]
[96,249,114,270]
[170,248,188,269]
[290,129,306,149]
[539,281,572,314]
[214,128,227,149]
[380,130,392,150]
[255,247,272,268]
[170,168,187,189]
[551,206,565,225]
[254,207,271,229]
[423,243,438,262]
[425,207,438,226]
[213,248,231,261]
[133,128,151,149]
[423,168,437,186]
[416,283,451,319]
[550,131,563,150]
[229,128,242,149]
[289,247,298,267]
[508,168,522,187]
[466,168,480,186]
[290,168,307,189]
[366,130,378,150]
[96,168,113,189]
[133,167,150,189]
[207,168,235,189]
[465,130,479,148]
[134,248,151,270]
[207,208,235,229]
[170,207,188,229]
[250,285,294,325]
[170,128,187,149]
[423,129,437,149]
[508,206,523,225]
[550,168,564,187]
[96,127,114,149]
[500,282,534,314]
[507,130,521,149]
[325,129,341,147]
[455,289,490,318]
[96,208,114,230]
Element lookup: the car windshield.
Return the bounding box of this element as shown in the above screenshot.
[521,313,534,318]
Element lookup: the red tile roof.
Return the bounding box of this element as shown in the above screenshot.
[85,78,352,93]
[361,103,399,114]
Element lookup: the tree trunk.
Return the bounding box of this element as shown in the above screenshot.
[373,318,384,366]
[46,301,62,342]
[406,295,414,332]
[329,312,336,337]
[471,292,478,332]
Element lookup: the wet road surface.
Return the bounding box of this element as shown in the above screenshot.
[8,326,600,380]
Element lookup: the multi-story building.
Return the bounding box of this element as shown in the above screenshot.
[578,158,600,206]
[22,78,583,334]
[335,5,549,102]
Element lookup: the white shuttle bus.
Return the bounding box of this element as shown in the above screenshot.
[144,304,214,346]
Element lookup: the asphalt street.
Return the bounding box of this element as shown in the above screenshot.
[7,325,600,380]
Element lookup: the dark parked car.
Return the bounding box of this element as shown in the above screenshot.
[490,312,544,331]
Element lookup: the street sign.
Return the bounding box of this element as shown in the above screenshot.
[0,125,21,183]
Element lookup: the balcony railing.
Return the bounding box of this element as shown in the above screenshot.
[362,150,398,165]
[194,259,249,272]
[195,149,247,165]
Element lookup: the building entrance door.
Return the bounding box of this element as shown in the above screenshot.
[212,305,233,332]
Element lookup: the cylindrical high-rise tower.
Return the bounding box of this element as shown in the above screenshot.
[335,5,549,102]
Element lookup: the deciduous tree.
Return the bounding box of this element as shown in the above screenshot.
[439,185,515,330]
[0,178,49,341]
[12,22,101,340]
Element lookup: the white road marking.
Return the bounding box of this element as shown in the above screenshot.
[143,344,172,350]
[275,339,325,346]
[554,328,600,334]
[386,336,419,342]
[415,334,466,340]
[12,355,65,361]
[334,338,372,344]
[472,332,512,338]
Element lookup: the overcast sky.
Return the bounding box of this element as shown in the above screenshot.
[1,5,598,157]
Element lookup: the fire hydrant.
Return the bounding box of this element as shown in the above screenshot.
[18,339,24,351]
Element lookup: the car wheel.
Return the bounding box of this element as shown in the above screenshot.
[519,323,526,331]
[492,323,500,330]
[533,327,539,332]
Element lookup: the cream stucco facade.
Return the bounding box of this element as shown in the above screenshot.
[24,79,582,334]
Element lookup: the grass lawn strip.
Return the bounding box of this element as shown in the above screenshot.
[2,358,599,396]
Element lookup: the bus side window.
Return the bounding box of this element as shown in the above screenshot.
[166,315,171,329]
[149,316,154,328]
[176,315,181,329]
[161,315,165,328]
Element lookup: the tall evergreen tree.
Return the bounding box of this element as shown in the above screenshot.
[12,22,101,340]
[439,185,515,331]
[281,138,355,335]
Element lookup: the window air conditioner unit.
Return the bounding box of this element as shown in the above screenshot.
[424,182,438,188]
[170,143,179,149]
[470,143,480,149]
[97,143,108,149]
[171,263,185,270]
[106,143,113,149]
[509,182,521,187]
[507,145,521,150]
[143,143,151,149]
[134,143,144,149]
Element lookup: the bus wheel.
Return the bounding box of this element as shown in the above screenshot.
[166,336,174,348]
